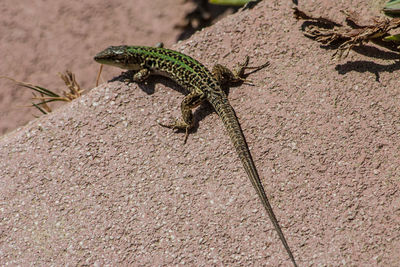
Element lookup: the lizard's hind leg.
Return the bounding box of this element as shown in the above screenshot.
[158,91,205,144]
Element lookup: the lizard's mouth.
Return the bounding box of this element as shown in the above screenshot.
[94,56,126,69]
[94,46,127,65]
[94,53,114,64]
[94,56,112,65]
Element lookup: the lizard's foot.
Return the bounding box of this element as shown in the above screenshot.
[158,119,191,144]
[122,68,151,84]
[232,56,270,85]
[213,56,269,86]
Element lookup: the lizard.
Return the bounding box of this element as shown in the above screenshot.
[94,45,297,266]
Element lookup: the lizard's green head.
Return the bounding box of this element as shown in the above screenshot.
[94,45,130,68]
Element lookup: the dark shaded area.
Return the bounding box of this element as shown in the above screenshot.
[335,60,400,81]
[294,7,342,27]
[370,38,400,53]
[176,0,241,41]
[352,45,400,60]
[241,0,262,10]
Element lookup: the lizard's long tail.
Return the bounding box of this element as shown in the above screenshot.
[210,93,297,267]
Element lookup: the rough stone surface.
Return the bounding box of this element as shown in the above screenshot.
[1,1,400,266]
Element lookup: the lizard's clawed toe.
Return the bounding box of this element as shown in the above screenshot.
[158,119,191,144]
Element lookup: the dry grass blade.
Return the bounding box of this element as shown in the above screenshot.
[1,70,84,114]
[96,64,103,87]
[32,96,52,115]
[58,70,84,100]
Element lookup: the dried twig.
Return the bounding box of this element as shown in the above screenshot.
[96,64,103,87]
[294,7,400,59]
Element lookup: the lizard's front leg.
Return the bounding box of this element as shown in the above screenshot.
[123,68,151,83]
[132,68,151,82]
[159,91,205,144]
[212,56,269,86]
